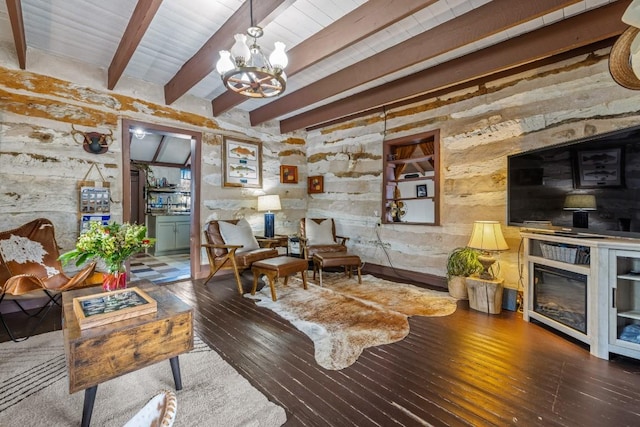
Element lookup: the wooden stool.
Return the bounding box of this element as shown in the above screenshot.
[251,256,308,301]
[312,252,362,287]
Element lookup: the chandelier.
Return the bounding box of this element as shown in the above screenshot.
[215,1,288,98]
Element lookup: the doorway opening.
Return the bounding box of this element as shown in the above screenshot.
[121,119,202,283]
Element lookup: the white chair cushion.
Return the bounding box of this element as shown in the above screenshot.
[218,219,260,253]
[305,219,336,245]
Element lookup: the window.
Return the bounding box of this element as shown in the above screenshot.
[382,130,440,225]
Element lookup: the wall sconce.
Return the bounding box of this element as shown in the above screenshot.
[257,195,281,238]
[71,124,113,154]
[467,221,509,280]
[564,194,597,228]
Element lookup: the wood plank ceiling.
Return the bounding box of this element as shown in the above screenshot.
[0,0,630,133]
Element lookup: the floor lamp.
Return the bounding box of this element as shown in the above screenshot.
[258,195,281,238]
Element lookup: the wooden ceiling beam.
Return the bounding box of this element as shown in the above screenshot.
[5,0,27,69]
[280,1,629,134]
[304,38,616,133]
[211,0,439,116]
[250,0,581,126]
[108,0,163,90]
[164,0,293,105]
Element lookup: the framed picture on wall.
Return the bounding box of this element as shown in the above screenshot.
[416,184,428,198]
[308,175,324,194]
[280,165,298,184]
[222,137,262,188]
[574,147,624,188]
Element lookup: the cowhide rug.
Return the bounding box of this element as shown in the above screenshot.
[244,273,457,370]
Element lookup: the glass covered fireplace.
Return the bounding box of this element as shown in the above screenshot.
[533,264,587,334]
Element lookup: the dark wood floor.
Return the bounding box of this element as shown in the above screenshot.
[2,273,640,426]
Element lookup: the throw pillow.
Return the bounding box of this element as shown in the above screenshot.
[305,219,336,245]
[218,219,260,253]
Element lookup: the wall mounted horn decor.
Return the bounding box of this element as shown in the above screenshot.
[71,124,113,154]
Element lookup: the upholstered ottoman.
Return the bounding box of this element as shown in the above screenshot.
[251,256,308,301]
[312,252,362,287]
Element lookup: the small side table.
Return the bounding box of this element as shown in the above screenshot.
[255,234,289,255]
[466,276,504,314]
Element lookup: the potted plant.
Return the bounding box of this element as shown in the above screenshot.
[59,221,155,292]
[446,247,483,299]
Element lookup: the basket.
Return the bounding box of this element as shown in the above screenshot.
[539,243,590,264]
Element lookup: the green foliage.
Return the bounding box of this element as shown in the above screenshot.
[446,247,482,278]
[59,221,155,272]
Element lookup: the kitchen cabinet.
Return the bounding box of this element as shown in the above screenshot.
[147,215,190,256]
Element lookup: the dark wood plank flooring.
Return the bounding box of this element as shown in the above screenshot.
[2,273,640,426]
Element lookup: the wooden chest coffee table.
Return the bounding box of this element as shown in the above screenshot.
[62,281,193,427]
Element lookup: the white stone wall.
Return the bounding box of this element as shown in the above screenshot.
[306,48,640,289]
[2,42,640,289]
[0,44,295,258]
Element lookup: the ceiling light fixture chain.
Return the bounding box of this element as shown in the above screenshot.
[215,0,288,98]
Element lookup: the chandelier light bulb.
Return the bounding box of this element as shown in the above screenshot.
[216,50,234,74]
[230,33,250,66]
[269,41,288,72]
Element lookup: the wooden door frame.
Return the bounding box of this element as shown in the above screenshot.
[121,119,203,279]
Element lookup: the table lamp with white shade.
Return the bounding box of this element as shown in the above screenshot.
[257,195,281,238]
[467,221,509,280]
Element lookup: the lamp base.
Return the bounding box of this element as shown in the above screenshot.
[477,254,496,280]
[572,211,589,228]
[264,212,275,238]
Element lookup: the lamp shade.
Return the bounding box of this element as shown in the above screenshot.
[467,221,509,252]
[258,195,281,212]
[216,50,234,74]
[563,194,596,211]
[230,33,251,65]
[269,42,288,70]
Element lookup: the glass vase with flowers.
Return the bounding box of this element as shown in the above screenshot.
[59,221,155,292]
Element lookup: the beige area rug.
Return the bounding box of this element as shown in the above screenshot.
[0,331,286,427]
[245,273,457,370]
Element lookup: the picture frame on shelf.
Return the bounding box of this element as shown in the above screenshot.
[574,147,624,189]
[416,184,428,198]
[280,165,298,184]
[308,175,324,194]
[222,137,262,188]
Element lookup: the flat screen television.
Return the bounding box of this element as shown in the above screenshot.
[507,125,640,239]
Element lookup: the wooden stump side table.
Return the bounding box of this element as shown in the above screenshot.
[466,276,504,314]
